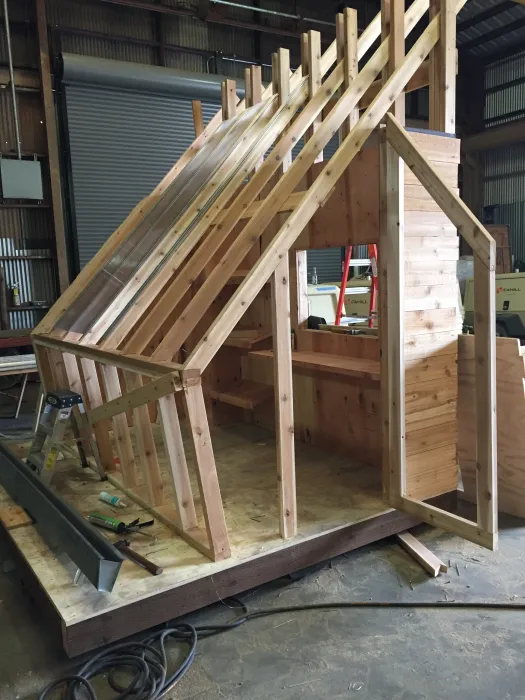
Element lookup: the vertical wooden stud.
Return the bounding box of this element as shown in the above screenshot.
[271,46,296,539]
[337,8,359,142]
[276,48,292,171]
[125,373,165,506]
[429,0,455,133]
[271,259,296,538]
[221,79,237,121]
[101,365,138,488]
[244,67,253,108]
[474,252,497,534]
[184,381,230,560]
[306,30,322,163]
[78,357,116,472]
[158,393,198,531]
[250,65,262,106]
[389,0,405,123]
[36,0,69,293]
[191,100,204,137]
[379,132,405,505]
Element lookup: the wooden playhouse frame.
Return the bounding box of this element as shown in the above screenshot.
[17,0,498,650]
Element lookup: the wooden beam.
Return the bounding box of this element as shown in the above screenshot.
[32,333,183,379]
[276,48,292,171]
[244,68,252,107]
[159,0,437,364]
[88,372,179,424]
[462,118,525,152]
[271,259,296,538]
[191,100,204,137]
[184,382,231,560]
[100,365,138,488]
[0,67,40,89]
[78,357,115,471]
[158,393,198,531]
[389,0,406,123]
[35,0,69,293]
[125,373,164,507]
[385,114,493,265]
[32,8,379,337]
[429,0,456,133]
[272,46,296,540]
[379,131,405,504]
[187,4,461,371]
[474,253,497,534]
[307,30,323,163]
[337,8,359,141]
[222,79,237,120]
[397,531,448,576]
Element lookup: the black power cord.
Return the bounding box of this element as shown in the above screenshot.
[39,598,525,699]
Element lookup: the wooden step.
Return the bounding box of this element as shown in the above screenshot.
[209,380,273,410]
[224,329,272,350]
[250,349,380,381]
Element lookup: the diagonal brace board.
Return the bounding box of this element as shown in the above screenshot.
[186,0,467,371]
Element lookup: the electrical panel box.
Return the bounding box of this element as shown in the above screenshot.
[0,159,44,200]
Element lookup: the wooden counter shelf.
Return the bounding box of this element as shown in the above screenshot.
[249,349,381,382]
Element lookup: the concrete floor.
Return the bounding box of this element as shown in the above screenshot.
[1,509,525,699]
[1,382,525,698]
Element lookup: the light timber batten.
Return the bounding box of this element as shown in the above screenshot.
[25,0,497,616]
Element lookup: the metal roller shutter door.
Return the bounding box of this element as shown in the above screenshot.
[63,84,219,270]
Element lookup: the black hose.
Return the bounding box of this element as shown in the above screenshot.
[39,598,525,699]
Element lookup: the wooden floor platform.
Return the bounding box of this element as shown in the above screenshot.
[0,423,434,657]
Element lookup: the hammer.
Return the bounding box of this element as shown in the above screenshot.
[114,539,163,576]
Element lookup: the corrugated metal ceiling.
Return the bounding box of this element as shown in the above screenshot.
[457,0,525,59]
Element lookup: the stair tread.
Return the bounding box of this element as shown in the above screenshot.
[209,380,273,410]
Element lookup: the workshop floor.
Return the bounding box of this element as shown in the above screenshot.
[1,507,525,699]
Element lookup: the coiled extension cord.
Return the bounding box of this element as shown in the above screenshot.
[39,598,525,699]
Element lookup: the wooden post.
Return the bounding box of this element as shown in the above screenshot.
[184,381,230,560]
[244,67,252,108]
[125,373,165,506]
[191,100,204,137]
[100,365,138,488]
[35,0,69,293]
[221,79,237,121]
[429,0,456,133]
[250,65,263,106]
[380,131,405,504]
[78,357,115,472]
[336,8,359,141]
[474,253,497,534]
[307,30,323,163]
[272,47,296,539]
[158,393,198,531]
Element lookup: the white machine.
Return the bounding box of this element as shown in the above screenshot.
[307,277,374,326]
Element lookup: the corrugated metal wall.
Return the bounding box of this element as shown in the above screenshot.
[485,49,525,265]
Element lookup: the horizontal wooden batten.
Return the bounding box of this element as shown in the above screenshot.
[404,330,459,359]
[405,378,458,425]
[32,334,183,380]
[404,260,458,287]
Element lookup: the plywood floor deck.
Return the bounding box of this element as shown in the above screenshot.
[0,422,410,655]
